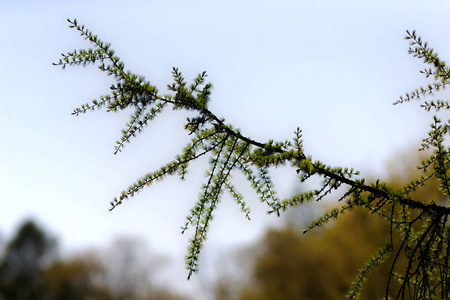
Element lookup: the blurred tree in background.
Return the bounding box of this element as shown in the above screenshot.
[0,220,56,299]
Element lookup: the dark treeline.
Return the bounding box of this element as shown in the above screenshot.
[0,221,187,300]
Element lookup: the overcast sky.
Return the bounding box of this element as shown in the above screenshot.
[1,0,450,294]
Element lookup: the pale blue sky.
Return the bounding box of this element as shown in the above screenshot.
[1,0,450,293]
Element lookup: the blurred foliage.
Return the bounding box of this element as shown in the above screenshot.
[0,221,188,300]
[43,256,114,300]
[236,209,394,300]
